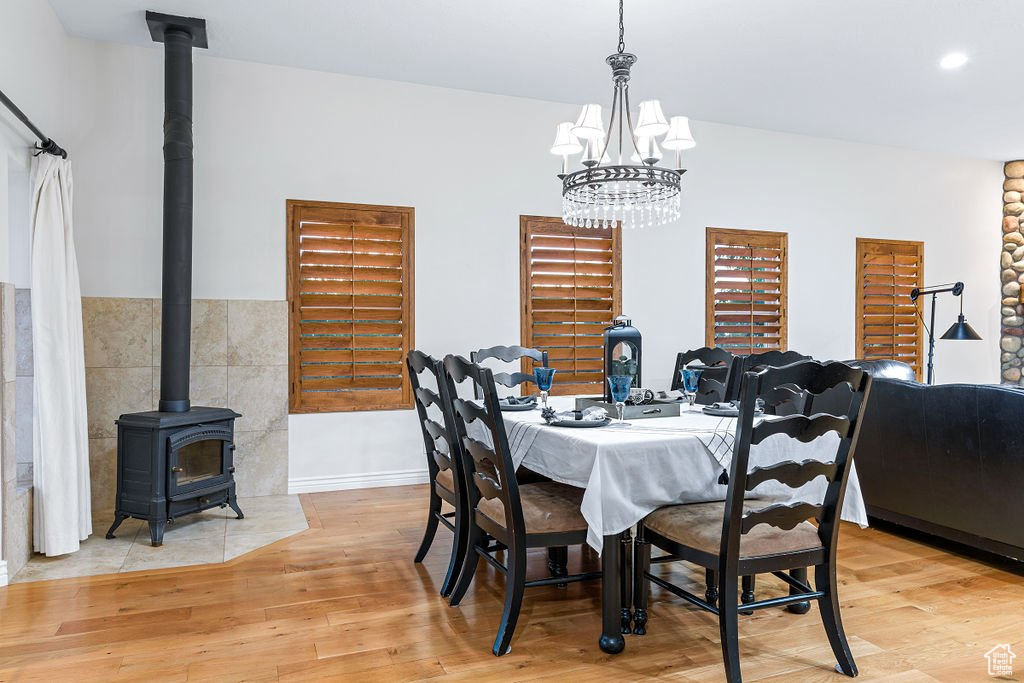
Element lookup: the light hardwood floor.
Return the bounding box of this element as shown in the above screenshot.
[0,485,1021,682]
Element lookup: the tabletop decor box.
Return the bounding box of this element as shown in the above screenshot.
[574,397,681,419]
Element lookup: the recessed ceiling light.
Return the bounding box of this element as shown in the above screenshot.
[940,52,968,70]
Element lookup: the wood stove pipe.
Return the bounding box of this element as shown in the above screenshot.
[147,11,208,412]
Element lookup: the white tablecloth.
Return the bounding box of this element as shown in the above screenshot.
[471,396,868,551]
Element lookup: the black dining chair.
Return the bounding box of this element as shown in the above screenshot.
[407,350,469,599]
[441,354,601,656]
[723,349,812,404]
[632,360,872,682]
[469,344,549,399]
[671,347,735,404]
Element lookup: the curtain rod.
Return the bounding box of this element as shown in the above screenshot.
[0,87,68,158]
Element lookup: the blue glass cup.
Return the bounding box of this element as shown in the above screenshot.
[607,374,634,427]
[534,367,556,409]
[680,368,704,411]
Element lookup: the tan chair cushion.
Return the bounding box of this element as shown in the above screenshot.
[435,467,456,493]
[644,501,822,559]
[477,481,587,535]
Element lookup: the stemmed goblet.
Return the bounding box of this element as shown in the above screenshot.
[533,367,556,410]
[607,374,634,427]
[680,367,704,411]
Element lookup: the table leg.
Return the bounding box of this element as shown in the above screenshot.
[599,532,626,654]
[619,528,632,634]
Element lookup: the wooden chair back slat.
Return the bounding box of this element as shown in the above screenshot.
[745,459,839,491]
[750,414,852,446]
[470,345,549,399]
[723,349,811,401]
[740,502,824,534]
[407,349,463,489]
[672,347,734,403]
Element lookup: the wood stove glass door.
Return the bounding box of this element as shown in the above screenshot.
[175,438,223,486]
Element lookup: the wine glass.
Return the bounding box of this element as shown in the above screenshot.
[607,374,634,427]
[533,367,556,410]
[680,367,704,411]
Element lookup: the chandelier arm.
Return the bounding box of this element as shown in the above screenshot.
[621,84,644,159]
[598,84,619,164]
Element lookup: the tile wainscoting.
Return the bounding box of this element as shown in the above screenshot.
[82,296,289,528]
[1,283,33,584]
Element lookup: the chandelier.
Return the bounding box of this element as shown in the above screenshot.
[550,0,695,230]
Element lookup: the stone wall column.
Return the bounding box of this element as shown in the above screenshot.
[1001,160,1024,385]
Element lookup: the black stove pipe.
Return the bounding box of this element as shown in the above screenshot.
[148,11,207,413]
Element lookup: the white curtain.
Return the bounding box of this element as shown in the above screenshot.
[30,154,91,556]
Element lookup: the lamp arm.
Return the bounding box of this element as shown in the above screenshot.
[910,281,964,302]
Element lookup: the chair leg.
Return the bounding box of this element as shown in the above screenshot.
[740,575,756,615]
[440,498,469,598]
[786,567,811,614]
[705,569,718,608]
[493,542,527,656]
[547,546,568,588]
[632,525,650,635]
[718,572,742,683]
[448,526,483,607]
[815,562,858,677]
[414,489,442,563]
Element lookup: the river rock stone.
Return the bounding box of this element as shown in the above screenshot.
[1007,191,1023,203]
[1005,217,1020,233]
[1003,252,1014,268]
[1003,352,1014,363]
[1004,368,1022,382]
[1007,327,1024,336]
[1007,178,1024,192]
[1004,307,1017,316]
[1003,268,1017,282]
[1003,281,1021,297]
[1005,202,1024,216]
[1013,262,1024,273]
[1005,316,1024,326]
[1002,336,1023,353]
[1005,231,1024,245]
[1012,358,1023,368]
[1007,160,1024,178]
[1014,246,1024,260]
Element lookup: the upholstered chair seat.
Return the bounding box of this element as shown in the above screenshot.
[435,467,456,493]
[477,482,587,535]
[644,502,822,559]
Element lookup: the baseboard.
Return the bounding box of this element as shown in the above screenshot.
[288,468,429,494]
[0,560,8,587]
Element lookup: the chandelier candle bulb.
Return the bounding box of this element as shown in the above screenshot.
[552,0,691,229]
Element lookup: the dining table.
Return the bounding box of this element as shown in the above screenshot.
[477,394,869,655]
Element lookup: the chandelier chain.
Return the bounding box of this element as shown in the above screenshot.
[617,0,625,54]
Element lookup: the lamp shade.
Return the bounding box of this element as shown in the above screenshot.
[581,136,610,167]
[572,104,605,140]
[550,122,583,156]
[662,116,696,150]
[634,100,669,137]
[940,314,982,340]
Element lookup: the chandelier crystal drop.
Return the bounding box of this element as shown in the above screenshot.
[550,0,695,230]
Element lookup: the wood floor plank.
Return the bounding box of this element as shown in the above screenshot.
[0,485,1021,682]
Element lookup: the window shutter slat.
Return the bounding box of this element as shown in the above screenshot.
[288,200,414,413]
[521,216,622,396]
[855,238,924,380]
[706,227,788,353]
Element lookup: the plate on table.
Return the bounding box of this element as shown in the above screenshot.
[499,397,537,412]
[547,417,612,428]
[702,403,763,418]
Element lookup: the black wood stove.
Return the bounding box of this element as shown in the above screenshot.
[107,11,243,546]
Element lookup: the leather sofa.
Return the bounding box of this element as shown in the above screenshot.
[842,360,1024,561]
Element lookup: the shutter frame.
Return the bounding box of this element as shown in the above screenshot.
[520,216,622,396]
[287,200,415,413]
[855,237,924,380]
[705,227,789,353]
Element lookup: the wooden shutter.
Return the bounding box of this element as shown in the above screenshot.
[705,227,788,353]
[855,238,924,379]
[520,216,622,396]
[287,200,414,413]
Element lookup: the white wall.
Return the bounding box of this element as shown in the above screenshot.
[65,40,1002,489]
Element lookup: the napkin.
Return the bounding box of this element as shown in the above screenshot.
[500,395,536,405]
[542,406,608,424]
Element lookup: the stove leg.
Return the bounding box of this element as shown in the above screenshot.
[148,520,167,547]
[227,488,244,519]
[106,515,128,539]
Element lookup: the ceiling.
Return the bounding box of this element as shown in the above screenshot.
[48,0,1024,160]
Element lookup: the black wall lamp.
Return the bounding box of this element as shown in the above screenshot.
[910,281,982,385]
